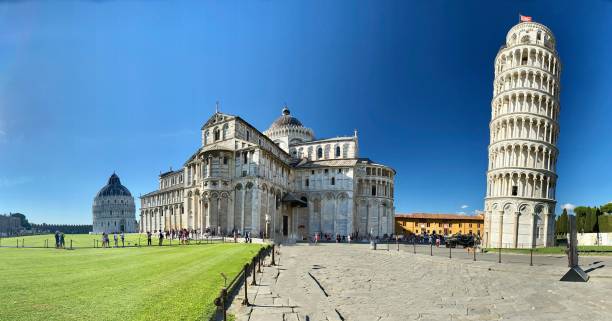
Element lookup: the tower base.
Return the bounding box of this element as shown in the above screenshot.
[560,266,589,282]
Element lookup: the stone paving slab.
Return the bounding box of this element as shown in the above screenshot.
[228,243,612,321]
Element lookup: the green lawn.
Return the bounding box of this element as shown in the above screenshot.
[0,243,261,321]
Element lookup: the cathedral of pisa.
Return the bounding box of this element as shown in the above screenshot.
[483,20,561,248]
[139,107,395,241]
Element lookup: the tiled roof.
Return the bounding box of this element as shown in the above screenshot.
[291,136,355,146]
[140,184,183,198]
[294,159,359,168]
[396,213,484,221]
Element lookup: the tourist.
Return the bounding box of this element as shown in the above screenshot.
[120,232,125,247]
[54,231,60,249]
[147,231,152,246]
[233,230,237,243]
[113,232,118,248]
[60,233,65,249]
[158,230,164,246]
[104,233,110,248]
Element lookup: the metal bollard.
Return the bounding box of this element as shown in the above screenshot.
[271,244,276,266]
[397,239,399,251]
[473,246,476,261]
[430,243,433,256]
[242,263,250,306]
[17,239,19,248]
[449,245,452,259]
[94,239,96,248]
[530,248,533,266]
[22,239,25,248]
[70,240,73,250]
[251,257,257,285]
[498,247,501,264]
[257,251,262,273]
[413,241,416,254]
[221,288,227,321]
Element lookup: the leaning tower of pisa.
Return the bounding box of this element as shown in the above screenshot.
[483,19,561,248]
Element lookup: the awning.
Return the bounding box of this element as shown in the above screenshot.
[281,193,307,207]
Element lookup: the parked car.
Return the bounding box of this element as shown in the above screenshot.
[445,234,475,248]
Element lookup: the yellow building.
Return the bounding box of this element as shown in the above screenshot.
[395,213,484,236]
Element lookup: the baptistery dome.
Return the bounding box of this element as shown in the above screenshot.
[92,173,137,233]
[96,173,132,197]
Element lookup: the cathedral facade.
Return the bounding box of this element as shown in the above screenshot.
[139,107,395,241]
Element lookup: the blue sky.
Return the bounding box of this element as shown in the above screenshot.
[0,1,610,224]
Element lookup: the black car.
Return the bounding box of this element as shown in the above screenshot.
[445,234,475,248]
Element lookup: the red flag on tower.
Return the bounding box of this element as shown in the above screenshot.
[520,14,532,22]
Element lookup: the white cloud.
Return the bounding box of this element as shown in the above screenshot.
[460,205,469,209]
[562,203,576,211]
[473,210,484,215]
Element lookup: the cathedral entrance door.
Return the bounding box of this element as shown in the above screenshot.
[282,215,289,236]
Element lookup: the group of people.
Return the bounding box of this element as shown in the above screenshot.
[54,231,65,249]
[146,228,194,246]
[100,232,125,248]
[312,231,390,244]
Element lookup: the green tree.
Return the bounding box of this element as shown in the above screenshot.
[556,209,568,235]
[586,209,598,233]
[601,202,612,214]
[593,208,602,233]
[9,213,31,229]
[574,206,589,232]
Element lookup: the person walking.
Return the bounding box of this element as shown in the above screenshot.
[120,232,125,247]
[60,233,65,249]
[158,230,164,246]
[54,231,60,249]
[147,231,152,246]
[113,232,118,248]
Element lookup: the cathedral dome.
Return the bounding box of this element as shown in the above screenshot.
[96,173,132,198]
[269,107,304,130]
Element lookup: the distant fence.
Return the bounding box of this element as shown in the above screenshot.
[0,235,232,249]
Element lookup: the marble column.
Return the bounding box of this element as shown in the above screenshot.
[513,212,520,248]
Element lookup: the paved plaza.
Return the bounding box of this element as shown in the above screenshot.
[229,243,612,321]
